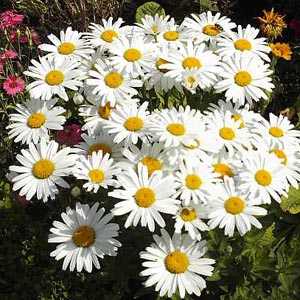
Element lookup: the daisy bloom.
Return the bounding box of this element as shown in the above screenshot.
[86,63,142,106]
[103,102,149,145]
[270,42,292,60]
[139,229,215,298]
[215,53,274,106]
[9,139,76,202]
[109,36,155,77]
[7,98,66,144]
[48,202,121,272]
[110,164,179,232]
[237,151,286,204]
[85,17,126,48]
[216,25,271,61]
[3,75,25,96]
[73,151,120,193]
[24,56,84,101]
[183,11,236,44]
[174,203,209,240]
[207,176,267,237]
[174,158,219,205]
[39,27,94,61]
[136,14,170,37]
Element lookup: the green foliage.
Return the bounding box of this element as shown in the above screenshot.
[280,187,300,214]
[135,2,165,23]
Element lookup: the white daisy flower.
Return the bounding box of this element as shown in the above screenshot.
[75,132,123,161]
[109,36,155,77]
[174,158,220,205]
[80,47,109,73]
[39,27,94,61]
[139,229,215,299]
[160,41,219,89]
[252,113,300,148]
[215,53,274,106]
[174,203,209,240]
[9,139,76,202]
[86,63,142,106]
[85,17,126,48]
[182,11,236,44]
[208,176,267,237]
[216,25,271,61]
[48,202,121,272]
[103,102,150,145]
[237,150,286,204]
[7,98,66,145]
[206,110,251,156]
[24,56,84,101]
[110,164,179,232]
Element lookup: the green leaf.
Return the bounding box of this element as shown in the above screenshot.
[199,0,219,12]
[280,187,300,214]
[135,2,165,23]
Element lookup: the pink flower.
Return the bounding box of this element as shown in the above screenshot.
[0,62,3,74]
[56,123,82,146]
[0,10,24,30]
[289,19,300,39]
[3,75,25,96]
[0,49,18,61]
[19,34,28,44]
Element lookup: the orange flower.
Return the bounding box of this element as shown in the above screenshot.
[270,42,292,60]
[257,8,287,39]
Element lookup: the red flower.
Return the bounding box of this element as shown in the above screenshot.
[289,19,300,39]
[0,49,18,61]
[0,10,24,30]
[3,75,25,96]
[56,123,82,146]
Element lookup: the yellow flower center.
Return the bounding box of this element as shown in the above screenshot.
[151,25,158,33]
[219,127,235,140]
[123,48,142,62]
[32,159,55,179]
[255,169,272,186]
[269,127,284,138]
[213,163,234,178]
[45,70,64,86]
[100,30,118,43]
[186,75,197,87]
[98,102,113,119]
[166,123,185,136]
[155,58,169,73]
[72,225,95,247]
[27,112,46,128]
[182,57,202,69]
[234,71,252,87]
[234,39,252,51]
[231,114,245,128]
[271,149,287,165]
[104,72,123,88]
[135,187,156,208]
[202,24,221,36]
[124,116,144,132]
[88,169,105,183]
[180,208,197,222]
[224,196,245,215]
[165,251,189,274]
[163,31,179,41]
[57,42,76,55]
[88,143,112,156]
[141,156,162,176]
[185,174,202,190]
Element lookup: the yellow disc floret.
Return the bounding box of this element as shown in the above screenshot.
[269,127,284,138]
[32,159,55,179]
[202,24,221,36]
[163,31,179,41]
[98,102,113,120]
[135,187,156,208]
[155,58,169,73]
[27,112,46,128]
[231,114,245,128]
[167,123,185,136]
[88,169,105,183]
[100,30,118,43]
[255,169,272,186]
[219,127,236,140]
[72,225,95,247]
[141,156,162,176]
[213,163,234,178]
[271,149,287,165]
[180,208,197,222]
[224,196,245,215]
[124,117,144,131]
[185,174,202,190]
[165,250,189,274]
[182,57,202,69]
[234,39,252,51]
[234,71,252,87]
[58,42,76,55]
[45,70,64,86]
[104,72,123,88]
[123,48,142,62]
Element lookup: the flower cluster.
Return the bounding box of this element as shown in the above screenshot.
[6,12,300,299]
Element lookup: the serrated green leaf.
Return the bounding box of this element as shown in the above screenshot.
[280,187,300,214]
[135,2,165,24]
